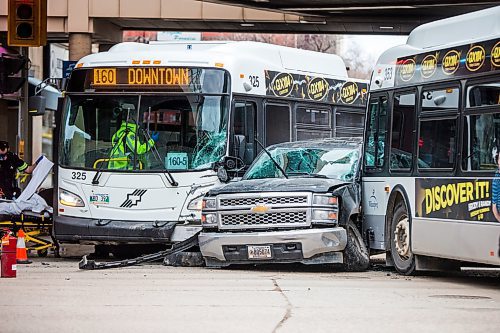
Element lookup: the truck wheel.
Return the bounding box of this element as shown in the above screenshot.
[343,220,370,271]
[390,202,416,275]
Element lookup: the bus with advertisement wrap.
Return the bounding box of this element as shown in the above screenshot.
[362,6,500,274]
[53,41,368,253]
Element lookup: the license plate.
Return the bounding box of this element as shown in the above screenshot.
[247,245,272,259]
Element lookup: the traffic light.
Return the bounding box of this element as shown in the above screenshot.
[7,0,47,47]
[0,53,27,94]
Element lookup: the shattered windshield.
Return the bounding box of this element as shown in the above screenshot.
[244,145,360,181]
[60,93,228,171]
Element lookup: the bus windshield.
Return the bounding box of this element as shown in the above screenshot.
[60,93,229,171]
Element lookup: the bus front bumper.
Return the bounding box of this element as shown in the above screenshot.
[198,227,347,266]
[54,215,201,244]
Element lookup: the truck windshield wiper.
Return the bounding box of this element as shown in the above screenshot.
[254,139,288,179]
[287,171,328,178]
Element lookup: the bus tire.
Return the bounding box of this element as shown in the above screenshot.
[390,202,416,275]
[343,220,370,271]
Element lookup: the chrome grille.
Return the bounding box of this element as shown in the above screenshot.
[220,196,308,207]
[221,211,307,227]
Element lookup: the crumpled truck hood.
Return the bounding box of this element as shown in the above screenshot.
[208,177,350,196]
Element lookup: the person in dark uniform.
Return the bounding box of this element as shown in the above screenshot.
[0,140,36,200]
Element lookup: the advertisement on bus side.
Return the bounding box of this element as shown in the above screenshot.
[395,38,500,86]
[415,178,500,223]
[264,70,368,107]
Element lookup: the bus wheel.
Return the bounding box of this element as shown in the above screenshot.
[343,220,370,271]
[390,202,416,275]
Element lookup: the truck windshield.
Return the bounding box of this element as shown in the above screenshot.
[59,93,229,171]
[244,146,360,181]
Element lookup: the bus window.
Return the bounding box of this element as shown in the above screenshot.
[467,82,500,107]
[295,106,332,140]
[364,96,388,169]
[390,92,416,170]
[418,118,457,169]
[335,109,365,137]
[462,113,500,171]
[233,101,256,165]
[421,86,459,112]
[265,103,290,146]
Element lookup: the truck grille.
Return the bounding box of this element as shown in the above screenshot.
[220,196,307,207]
[220,211,307,228]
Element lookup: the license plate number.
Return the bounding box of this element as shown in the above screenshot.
[247,245,272,259]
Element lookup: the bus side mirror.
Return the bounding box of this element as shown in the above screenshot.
[216,156,245,183]
[28,95,46,116]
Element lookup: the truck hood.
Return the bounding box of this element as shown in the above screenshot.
[208,177,350,196]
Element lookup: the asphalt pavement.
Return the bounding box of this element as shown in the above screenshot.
[1,255,499,333]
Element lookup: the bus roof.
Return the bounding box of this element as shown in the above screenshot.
[77,41,349,79]
[371,6,500,91]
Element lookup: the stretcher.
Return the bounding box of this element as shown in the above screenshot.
[0,210,55,257]
[0,156,56,257]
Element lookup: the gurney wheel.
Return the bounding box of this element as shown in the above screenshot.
[37,249,48,257]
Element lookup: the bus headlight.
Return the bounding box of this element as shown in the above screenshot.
[312,209,338,224]
[201,213,217,227]
[187,195,204,211]
[59,189,85,207]
[313,194,338,206]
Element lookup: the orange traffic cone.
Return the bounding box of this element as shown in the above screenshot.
[16,230,32,264]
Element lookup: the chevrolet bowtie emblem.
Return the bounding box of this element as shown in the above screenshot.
[251,205,269,214]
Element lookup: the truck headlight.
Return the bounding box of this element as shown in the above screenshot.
[201,213,217,227]
[202,198,216,210]
[187,195,204,211]
[312,209,338,224]
[59,189,85,207]
[313,194,338,206]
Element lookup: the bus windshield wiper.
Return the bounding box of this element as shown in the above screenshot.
[254,139,288,179]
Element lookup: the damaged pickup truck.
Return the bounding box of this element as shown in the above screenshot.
[199,138,369,271]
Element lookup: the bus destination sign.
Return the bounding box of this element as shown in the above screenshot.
[395,38,500,86]
[265,70,368,107]
[93,67,190,87]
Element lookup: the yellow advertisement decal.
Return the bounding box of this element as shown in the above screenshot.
[424,180,490,215]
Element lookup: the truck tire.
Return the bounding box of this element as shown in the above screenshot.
[343,220,370,271]
[390,202,416,275]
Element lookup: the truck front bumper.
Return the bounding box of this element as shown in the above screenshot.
[199,227,347,266]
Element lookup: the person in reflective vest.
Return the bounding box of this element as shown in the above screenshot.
[108,121,159,170]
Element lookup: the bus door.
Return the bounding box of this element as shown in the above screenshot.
[231,99,258,167]
[362,94,389,250]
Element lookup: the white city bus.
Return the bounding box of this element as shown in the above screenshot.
[53,41,368,251]
[362,6,500,274]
